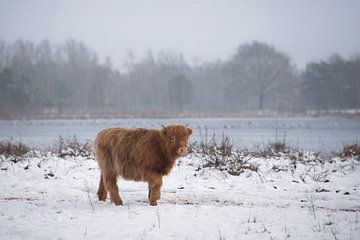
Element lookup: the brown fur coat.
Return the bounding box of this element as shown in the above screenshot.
[95,124,192,206]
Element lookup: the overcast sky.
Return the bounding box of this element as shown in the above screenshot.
[1,0,359,69]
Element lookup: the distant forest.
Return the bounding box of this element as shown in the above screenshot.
[0,39,359,119]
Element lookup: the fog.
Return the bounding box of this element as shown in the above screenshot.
[0,0,360,118]
[1,0,359,68]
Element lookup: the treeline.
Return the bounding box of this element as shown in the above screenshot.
[0,39,359,119]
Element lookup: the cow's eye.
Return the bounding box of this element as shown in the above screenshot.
[170,136,176,142]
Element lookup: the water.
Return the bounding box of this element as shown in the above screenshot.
[0,117,359,152]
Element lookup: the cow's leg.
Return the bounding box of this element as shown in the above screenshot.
[147,175,163,206]
[103,172,123,206]
[97,173,107,201]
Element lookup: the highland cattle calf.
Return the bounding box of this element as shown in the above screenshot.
[94,124,192,206]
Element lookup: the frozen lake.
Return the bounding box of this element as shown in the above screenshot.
[0,116,359,152]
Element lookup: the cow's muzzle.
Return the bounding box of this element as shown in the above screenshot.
[177,147,188,156]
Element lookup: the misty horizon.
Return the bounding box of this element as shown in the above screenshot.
[1,1,360,119]
[1,0,360,69]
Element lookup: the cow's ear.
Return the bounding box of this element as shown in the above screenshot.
[160,127,170,142]
[187,127,192,136]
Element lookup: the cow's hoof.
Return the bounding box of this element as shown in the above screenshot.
[98,196,107,202]
[149,201,157,206]
[112,199,123,206]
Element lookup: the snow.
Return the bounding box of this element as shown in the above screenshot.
[1,152,359,240]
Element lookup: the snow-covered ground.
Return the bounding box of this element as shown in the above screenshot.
[0,152,359,240]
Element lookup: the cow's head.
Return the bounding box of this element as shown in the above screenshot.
[160,124,192,157]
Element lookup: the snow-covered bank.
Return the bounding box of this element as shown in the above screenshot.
[0,152,359,240]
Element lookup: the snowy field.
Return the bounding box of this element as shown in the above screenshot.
[1,149,359,240]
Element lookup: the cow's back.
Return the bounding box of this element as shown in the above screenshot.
[95,128,160,181]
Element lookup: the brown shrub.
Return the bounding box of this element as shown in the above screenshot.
[0,140,30,157]
[342,144,360,159]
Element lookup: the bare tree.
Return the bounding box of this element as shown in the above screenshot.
[301,54,360,110]
[0,40,8,70]
[168,73,193,112]
[224,41,297,110]
[191,61,225,113]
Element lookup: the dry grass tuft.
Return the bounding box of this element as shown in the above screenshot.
[53,135,93,158]
[0,140,30,157]
[341,144,360,160]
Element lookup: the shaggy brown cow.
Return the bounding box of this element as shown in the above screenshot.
[94,124,192,206]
